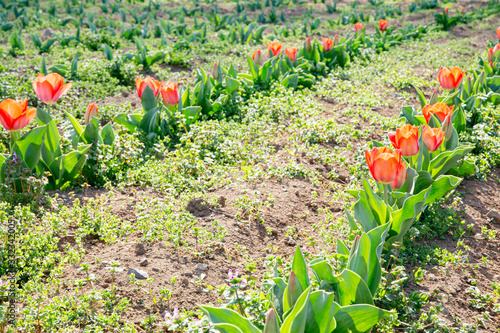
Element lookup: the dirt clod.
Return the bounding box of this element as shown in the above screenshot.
[186,198,212,217]
[486,209,500,223]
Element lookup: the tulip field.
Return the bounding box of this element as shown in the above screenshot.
[1,0,500,331]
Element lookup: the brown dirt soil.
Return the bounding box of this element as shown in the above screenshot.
[405,169,500,332]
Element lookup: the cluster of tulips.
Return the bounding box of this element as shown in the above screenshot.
[135,77,180,106]
[249,36,340,65]
[0,73,103,151]
[365,66,464,192]
[353,19,389,34]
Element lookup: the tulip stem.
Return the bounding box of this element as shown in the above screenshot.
[46,104,51,115]
[9,130,20,153]
[383,184,389,205]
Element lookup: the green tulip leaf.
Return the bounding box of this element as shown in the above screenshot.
[13,126,47,170]
[280,286,311,333]
[114,113,142,133]
[198,306,260,333]
[332,304,392,333]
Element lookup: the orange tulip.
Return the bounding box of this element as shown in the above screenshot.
[379,19,388,31]
[422,102,454,124]
[422,126,444,152]
[496,26,500,39]
[0,99,36,131]
[388,124,419,157]
[285,47,297,62]
[252,49,262,65]
[305,37,312,52]
[136,77,161,99]
[85,103,98,125]
[322,38,334,52]
[487,48,495,63]
[354,22,364,33]
[160,81,179,106]
[267,41,282,57]
[438,67,464,90]
[33,73,72,105]
[365,146,407,190]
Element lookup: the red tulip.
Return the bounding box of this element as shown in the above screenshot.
[85,103,98,125]
[305,37,311,52]
[267,41,282,57]
[285,47,297,62]
[322,38,334,52]
[334,34,339,43]
[388,124,419,157]
[365,146,407,190]
[136,77,161,99]
[422,125,444,152]
[422,102,454,124]
[252,49,262,65]
[160,81,179,106]
[0,99,36,131]
[379,19,388,31]
[354,22,364,33]
[438,67,464,90]
[444,8,449,14]
[496,26,500,39]
[33,73,72,105]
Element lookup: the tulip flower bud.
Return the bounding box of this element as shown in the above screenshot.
[285,47,297,62]
[442,115,453,140]
[85,102,98,125]
[263,309,280,333]
[305,37,311,52]
[212,62,219,81]
[287,270,303,308]
[488,48,494,63]
[444,8,449,15]
[252,49,262,66]
[495,44,500,55]
[334,34,339,44]
[489,61,494,68]
[496,26,500,40]
[354,22,364,33]
[429,90,438,105]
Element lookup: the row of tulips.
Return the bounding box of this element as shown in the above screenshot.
[120,18,435,142]
[196,26,500,333]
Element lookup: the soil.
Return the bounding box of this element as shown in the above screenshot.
[405,169,500,332]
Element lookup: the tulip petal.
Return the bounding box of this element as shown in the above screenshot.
[51,83,72,104]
